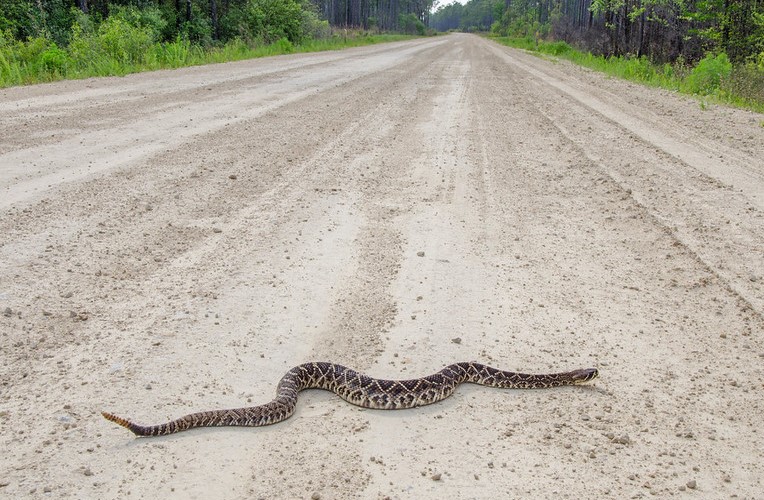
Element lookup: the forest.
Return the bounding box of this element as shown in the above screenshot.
[1,1,434,45]
[0,1,433,86]
[430,0,764,108]
[1,0,762,108]
[431,0,764,65]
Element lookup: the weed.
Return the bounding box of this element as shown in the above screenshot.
[492,36,764,113]
[683,53,732,94]
[0,30,417,88]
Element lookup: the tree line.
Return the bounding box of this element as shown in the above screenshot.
[0,0,434,47]
[432,0,764,64]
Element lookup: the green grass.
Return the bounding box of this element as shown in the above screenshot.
[491,36,764,113]
[0,33,417,88]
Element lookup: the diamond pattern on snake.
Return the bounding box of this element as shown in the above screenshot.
[102,361,599,437]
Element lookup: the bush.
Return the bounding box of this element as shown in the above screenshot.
[684,52,732,94]
[97,16,154,65]
[301,9,330,40]
[274,37,294,53]
[257,0,303,43]
[398,13,424,35]
[722,62,764,105]
[541,41,572,56]
[40,42,69,73]
[178,4,213,45]
[221,0,303,44]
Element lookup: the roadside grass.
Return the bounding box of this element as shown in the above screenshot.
[0,33,417,88]
[492,36,764,113]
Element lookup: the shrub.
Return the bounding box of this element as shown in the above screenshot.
[153,36,194,67]
[274,37,294,53]
[17,35,50,63]
[542,41,572,56]
[179,5,213,45]
[257,0,303,43]
[40,42,69,73]
[301,9,330,40]
[684,52,732,94]
[722,62,764,105]
[222,0,303,44]
[399,13,424,35]
[96,16,154,65]
[111,5,168,42]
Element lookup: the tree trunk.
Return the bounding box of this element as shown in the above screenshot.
[77,0,88,13]
[637,8,647,58]
[210,0,219,40]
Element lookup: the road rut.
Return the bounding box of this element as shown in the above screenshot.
[1,34,763,498]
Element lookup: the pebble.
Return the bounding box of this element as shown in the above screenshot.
[430,473,441,481]
[416,251,425,257]
[686,479,696,489]
[229,174,238,180]
[212,227,222,233]
[3,307,12,317]
[310,493,320,500]
[605,432,631,445]
[451,337,462,344]
[83,468,93,477]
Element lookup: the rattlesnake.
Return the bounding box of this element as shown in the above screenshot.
[102,361,598,436]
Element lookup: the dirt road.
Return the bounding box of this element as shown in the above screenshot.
[1,33,763,498]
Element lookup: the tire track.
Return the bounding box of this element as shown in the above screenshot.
[483,38,764,316]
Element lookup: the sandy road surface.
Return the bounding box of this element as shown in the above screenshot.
[1,34,763,498]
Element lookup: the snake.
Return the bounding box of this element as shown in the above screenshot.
[102,361,598,436]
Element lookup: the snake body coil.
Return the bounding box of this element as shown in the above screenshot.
[102,361,598,436]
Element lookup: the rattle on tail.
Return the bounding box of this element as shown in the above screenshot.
[103,361,599,437]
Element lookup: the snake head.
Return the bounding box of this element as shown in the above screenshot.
[569,368,599,384]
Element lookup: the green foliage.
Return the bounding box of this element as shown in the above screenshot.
[431,2,464,32]
[543,40,572,56]
[179,3,213,45]
[460,0,502,32]
[683,52,732,94]
[112,5,168,42]
[220,0,304,44]
[0,0,36,40]
[493,37,764,112]
[260,0,303,43]
[590,0,625,16]
[0,0,426,88]
[39,42,69,73]
[0,24,414,88]
[302,9,331,40]
[94,15,155,64]
[398,13,425,35]
[720,60,764,107]
[432,0,503,33]
[274,37,294,53]
[493,0,543,37]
